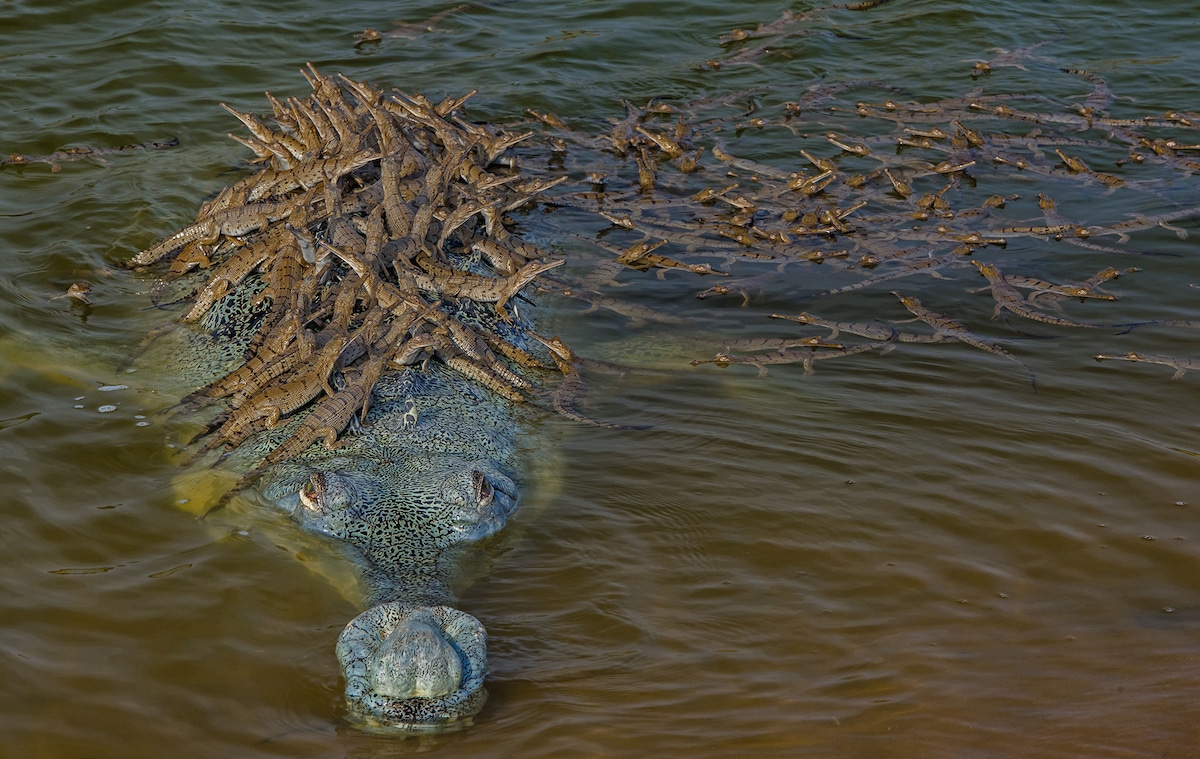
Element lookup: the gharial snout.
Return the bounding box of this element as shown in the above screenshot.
[336,602,488,729]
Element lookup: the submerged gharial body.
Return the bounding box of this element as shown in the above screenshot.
[136,68,568,730]
[242,325,527,726]
[154,283,531,726]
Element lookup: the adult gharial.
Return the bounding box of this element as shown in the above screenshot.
[131,65,576,729]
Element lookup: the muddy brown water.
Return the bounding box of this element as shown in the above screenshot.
[2,1,1199,757]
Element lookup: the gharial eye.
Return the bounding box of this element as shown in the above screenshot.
[473,470,494,508]
[298,473,324,512]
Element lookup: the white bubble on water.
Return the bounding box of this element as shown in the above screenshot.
[97,405,117,413]
[98,385,129,392]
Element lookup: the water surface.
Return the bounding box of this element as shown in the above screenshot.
[2,1,1199,757]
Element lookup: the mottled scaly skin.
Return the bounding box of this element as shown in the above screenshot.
[336,604,489,726]
[158,272,538,729]
[256,358,525,601]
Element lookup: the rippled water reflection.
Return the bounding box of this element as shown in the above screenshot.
[2,1,1199,757]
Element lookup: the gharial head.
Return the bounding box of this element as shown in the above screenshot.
[264,452,520,564]
[256,450,518,729]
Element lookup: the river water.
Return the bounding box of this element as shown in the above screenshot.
[2,1,1199,757]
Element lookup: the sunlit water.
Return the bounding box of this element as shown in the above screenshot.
[2,1,1199,757]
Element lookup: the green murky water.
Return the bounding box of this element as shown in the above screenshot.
[2,1,1200,756]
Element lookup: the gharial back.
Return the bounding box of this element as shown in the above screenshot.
[129,63,571,490]
[138,269,272,392]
